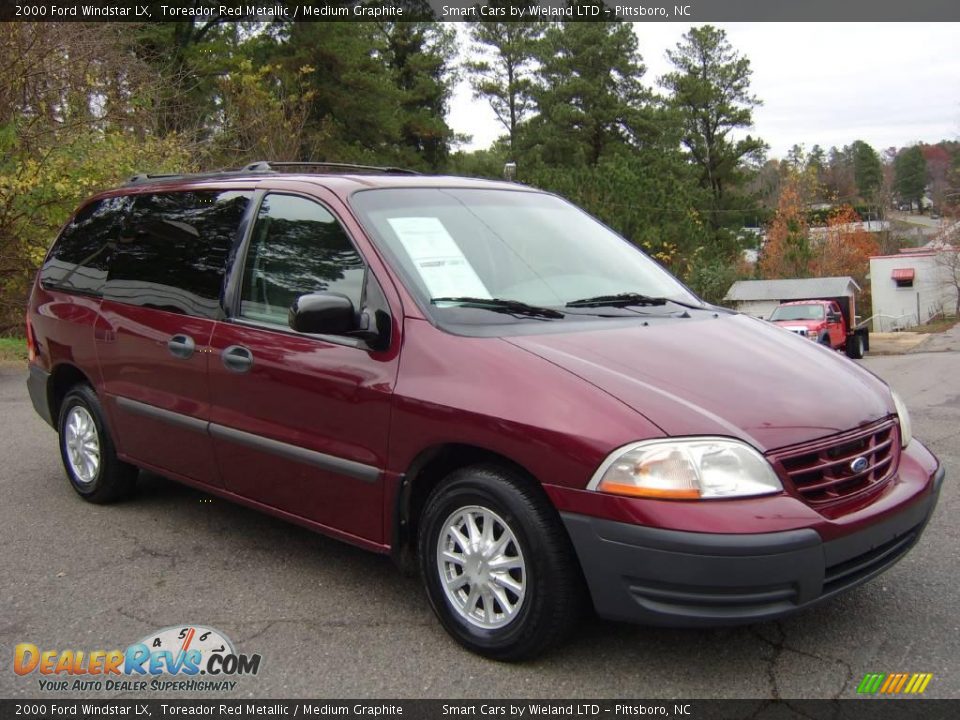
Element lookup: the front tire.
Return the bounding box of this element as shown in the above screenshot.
[418,464,584,661]
[58,385,137,503]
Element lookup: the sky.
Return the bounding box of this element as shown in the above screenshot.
[447,22,960,159]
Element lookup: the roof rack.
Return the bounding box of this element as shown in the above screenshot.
[126,172,187,184]
[124,168,263,186]
[124,160,420,186]
[242,161,420,176]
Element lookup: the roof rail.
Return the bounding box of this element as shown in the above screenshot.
[124,168,266,186]
[124,161,420,187]
[126,172,184,184]
[242,161,420,176]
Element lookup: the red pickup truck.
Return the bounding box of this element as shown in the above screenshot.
[769,298,868,359]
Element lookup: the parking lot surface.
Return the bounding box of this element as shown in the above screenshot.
[1,351,957,699]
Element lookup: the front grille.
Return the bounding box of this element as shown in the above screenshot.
[769,419,900,505]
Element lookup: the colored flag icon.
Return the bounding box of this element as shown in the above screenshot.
[857,673,932,694]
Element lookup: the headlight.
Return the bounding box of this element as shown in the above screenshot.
[891,390,912,448]
[588,438,783,500]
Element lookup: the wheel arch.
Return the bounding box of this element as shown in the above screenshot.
[391,443,552,573]
[48,362,95,425]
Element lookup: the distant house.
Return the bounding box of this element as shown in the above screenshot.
[869,240,956,331]
[809,220,890,238]
[723,277,860,320]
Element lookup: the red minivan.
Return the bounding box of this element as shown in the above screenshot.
[26,163,943,660]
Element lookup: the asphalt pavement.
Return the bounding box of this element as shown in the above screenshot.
[0,350,957,700]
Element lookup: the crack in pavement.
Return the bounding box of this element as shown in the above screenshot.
[116,528,181,570]
[749,621,855,702]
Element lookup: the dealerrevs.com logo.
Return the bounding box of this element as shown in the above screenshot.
[14,625,262,693]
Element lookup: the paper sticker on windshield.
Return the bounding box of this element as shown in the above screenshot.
[387,217,490,299]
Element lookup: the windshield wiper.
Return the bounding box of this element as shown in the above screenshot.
[431,297,565,319]
[565,292,702,310]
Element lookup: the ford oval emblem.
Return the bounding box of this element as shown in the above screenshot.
[850,456,869,473]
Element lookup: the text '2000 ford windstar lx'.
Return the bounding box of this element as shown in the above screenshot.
[27,162,943,660]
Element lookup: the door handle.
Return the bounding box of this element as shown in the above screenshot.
[167,334,196,359]
[222,345,254,373]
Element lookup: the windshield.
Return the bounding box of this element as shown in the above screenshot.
[349,188,700,321]
[770,304,825,321]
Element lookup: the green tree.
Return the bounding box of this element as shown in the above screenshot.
[823,145,856,201]
[131,7,244,138]
[529,16,648,167]
[661,25,766,258]
[464,14,545,156]
[268,23,404,162]
[0,23,189,331]
[525,106,710,280]
[447,143,511,179]
[895,145,927,211]
[785,144,806,171]
[807,144,826,175]
[851,139,882,204]
[375,22,458,171]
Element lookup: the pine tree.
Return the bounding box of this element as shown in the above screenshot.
[895,145,927,211]
[661,25,766,259]
[464,14,545,156]
[530,16,648,167]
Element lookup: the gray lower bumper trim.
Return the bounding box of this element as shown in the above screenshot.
[27,364,53,428]
[562,467,942,627]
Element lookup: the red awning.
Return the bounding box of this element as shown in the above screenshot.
[891,268,915,281]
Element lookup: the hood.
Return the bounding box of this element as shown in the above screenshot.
[506,313,892,452]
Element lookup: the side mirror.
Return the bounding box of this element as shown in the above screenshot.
[288,292,356,335]
[828,312,841,323]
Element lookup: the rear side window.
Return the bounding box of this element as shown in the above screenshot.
[40,196,129,296]
[239,194,365,325]
[104,190,250,319]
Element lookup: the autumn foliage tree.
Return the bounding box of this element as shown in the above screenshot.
[813,205,879,283]
[760,167,877,290]
[759,176,812,279]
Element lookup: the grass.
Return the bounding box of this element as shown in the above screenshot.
[0,336,27,363]
[910,317,958,334]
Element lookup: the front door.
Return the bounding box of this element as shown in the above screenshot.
[828,302,845,346]
[207,192,399,544]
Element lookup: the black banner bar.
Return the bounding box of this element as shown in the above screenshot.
[1,0,959,22]
[1,700,960,720]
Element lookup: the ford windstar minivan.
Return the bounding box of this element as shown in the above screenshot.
[26,162,943,660]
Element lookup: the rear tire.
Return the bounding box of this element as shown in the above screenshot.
[58,385,137,504]
[418,464,584,661]
[846,334,865,359]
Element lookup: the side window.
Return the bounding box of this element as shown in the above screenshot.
[104,190,250,319]
[40,196,129,296]
[240,194,365,326]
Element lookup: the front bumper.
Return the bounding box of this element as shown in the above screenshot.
[562,464,943,627]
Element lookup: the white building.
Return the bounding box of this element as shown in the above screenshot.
[869,244,956,331]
